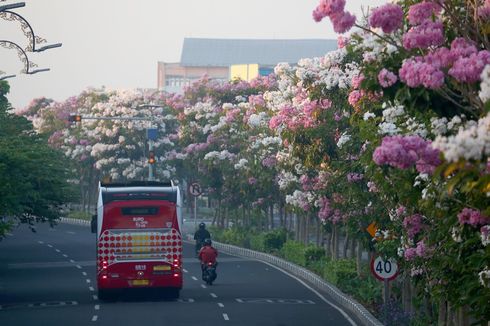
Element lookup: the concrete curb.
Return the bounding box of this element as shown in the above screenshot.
[60,217,383,326]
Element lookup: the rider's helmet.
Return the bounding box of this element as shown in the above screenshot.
[204,238,212,246]
[199,222,206,229]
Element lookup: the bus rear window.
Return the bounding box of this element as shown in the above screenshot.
[121,207,159,215]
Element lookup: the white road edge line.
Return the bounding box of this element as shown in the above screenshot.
[223,313,229,321]
[91,315,98,322]
[261,261,357,326]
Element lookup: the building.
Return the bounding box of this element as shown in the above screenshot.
[157,38,337,93]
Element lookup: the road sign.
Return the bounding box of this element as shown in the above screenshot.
[188,182,202,197]
[370,256,398,281]
[366,222,378,238]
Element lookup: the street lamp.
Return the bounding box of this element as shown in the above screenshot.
[0,2,25,12]
[138,104,165,181]
[0,2,61,77]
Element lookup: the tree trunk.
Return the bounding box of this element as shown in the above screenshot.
[342,232,349,259]
[315,218,321,246]
[295,214,300,242]
[438,300,447,326]
[304,215,310,245]
[269,204,274,230]
[324,231,331,258]
[356,240,362,276]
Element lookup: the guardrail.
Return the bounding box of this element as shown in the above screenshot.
[60,217,383,326]
[212,241,383,326]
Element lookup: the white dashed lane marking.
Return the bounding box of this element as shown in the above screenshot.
[201,284,207,289]
[210,293,217,298]
[47,244,53,248]
[218,303,224,308]
[38,241,44,244]
[89,287,94,292]
[94,305,100,310]
[82,272,87,276]
[91,315,98,322]
[223,313,229,321]
[86,279,91,283]
[191,276,197,281]
[55,249,61,253]
[63,254,68,258]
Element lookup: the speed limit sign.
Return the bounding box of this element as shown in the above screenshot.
[370,256,399,281]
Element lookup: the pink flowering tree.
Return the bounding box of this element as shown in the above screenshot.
[314,0,490,321]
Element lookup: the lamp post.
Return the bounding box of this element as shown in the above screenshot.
[138,104,165,182]
[0,2,62,78]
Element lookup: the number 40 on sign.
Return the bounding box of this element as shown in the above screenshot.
[370,256,399,281]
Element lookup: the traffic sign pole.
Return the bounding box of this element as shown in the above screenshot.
[188,182,202,230]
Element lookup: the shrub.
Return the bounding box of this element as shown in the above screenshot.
[280,241,307,266]
[263,228,289,253]
[67,211,92,221]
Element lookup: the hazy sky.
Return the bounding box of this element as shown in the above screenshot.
[1,0,382,109]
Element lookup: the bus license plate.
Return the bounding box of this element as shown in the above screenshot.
[154,265,171,271]
[132,279,149,286]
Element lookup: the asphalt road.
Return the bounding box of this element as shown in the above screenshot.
[0,222,358,326]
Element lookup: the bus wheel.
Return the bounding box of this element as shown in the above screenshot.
[168,288,180,299]
[98,289,113,301]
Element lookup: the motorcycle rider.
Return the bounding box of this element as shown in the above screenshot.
[194,222,211,255]
[198,238,218,275]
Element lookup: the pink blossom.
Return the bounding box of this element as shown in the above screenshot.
[448,50,490,83]
[458,208,489,227]
[313,0,346,20]
[403,213,423,239]
[248,177,257,185]
[367,181,378,193]
[347,173,364,183]
[318,196,332,221]
[415,240,428,258]
[423,47,456,69]
[377,68,398,88]
[399,58,445,89]
[450,38,478,58]
[404,247,417,261]
[408,2,441,25]
[373,135,441,173]
[369,3,404,33]
[261,155,277,168]
[402,20,444,50]
[351,74,365,89]
[337,35,349,48]
[348,90,362,107]
[330,11,356,34]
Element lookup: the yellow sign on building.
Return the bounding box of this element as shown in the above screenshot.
[230,64,259,82]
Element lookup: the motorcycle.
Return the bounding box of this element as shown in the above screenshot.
[202,262,217,285]
[195,240,204,257]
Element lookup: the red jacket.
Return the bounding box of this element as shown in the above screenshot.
[199,245,218,264]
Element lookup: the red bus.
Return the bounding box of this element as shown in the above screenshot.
[92,181,183,300]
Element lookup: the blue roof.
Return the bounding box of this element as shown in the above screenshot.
[180,38,338,67]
